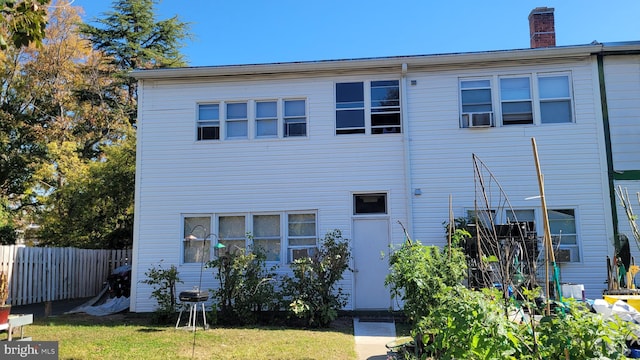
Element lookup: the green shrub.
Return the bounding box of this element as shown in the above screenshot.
[533,299,633,359]
[282,229,351,327]
[206,246,279,325]
[385,238,467,326]
[141,262,182,323]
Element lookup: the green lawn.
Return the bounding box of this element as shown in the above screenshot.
[24,314,357,360]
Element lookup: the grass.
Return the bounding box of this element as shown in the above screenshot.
[24,313,357,360]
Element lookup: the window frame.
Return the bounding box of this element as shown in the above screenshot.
[182,214,214,264]
[255,100,278,139]
[197,98,307,141]
[464,207,581,263]
[181,211,318,265]
[287,212,318,262]
[459,78,494,128]
[500,76,534,125]
[537,73,574,124]
[217,214,248,256]
[283,99,308,138]
[458,72,575,128]
[335,79,402,135]
[196,103,220,141]
[252,213,282,262]
[225,101,249,140]
[547,208,580,262]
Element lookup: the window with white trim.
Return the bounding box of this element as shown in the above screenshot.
[467,207,580,262]
[460,79,493,128]
[500,77,533,125]
[336,82,365,134]
[336,80,401,135]
[253,214,281,262]
[538,75,573,123]
[256,101,278,138]
[548,209,579,262]
[287,213,317,262]
[198,99,306,141]
[284,100,307,137]
[371,80,401,134]
[226,102,248,139]
[218,215,246,256]
[183,216,212,263]
[459,72,574,128]
[197,104,220,140]
[182,211,317,264]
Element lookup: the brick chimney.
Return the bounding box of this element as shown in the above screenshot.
[529,7,556,48]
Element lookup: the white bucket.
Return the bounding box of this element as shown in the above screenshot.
[561,283,585,300]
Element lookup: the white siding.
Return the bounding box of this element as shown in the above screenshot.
[406,58,611,298]
[133,74,409,311]
[605,55,640,171]
[133,54,621,310]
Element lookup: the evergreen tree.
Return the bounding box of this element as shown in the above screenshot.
[79,0,190,124]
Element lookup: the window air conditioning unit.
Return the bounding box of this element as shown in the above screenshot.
[289,247,316,262]
[555,247,577,262]
[463,112,493,128]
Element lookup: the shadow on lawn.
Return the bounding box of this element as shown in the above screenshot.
[29,311,355,336]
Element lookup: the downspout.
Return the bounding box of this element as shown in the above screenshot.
[597,54,620,252]
[401,63,414,239]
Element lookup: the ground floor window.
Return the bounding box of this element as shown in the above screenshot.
[181,211,317,264]
[465,207,580,262]
[183,216,212,263]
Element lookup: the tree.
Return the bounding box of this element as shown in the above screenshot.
[38,131,136,248]
[79,0,190,123]
[0,0,49,50]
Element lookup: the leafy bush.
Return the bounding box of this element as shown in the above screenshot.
[385,237,467,326]
[206,246,279,325]
[419,286,527,359]
[0,224,17,245]
[282,229,351,327]
[532,299,633,359]
[141,262,182,323]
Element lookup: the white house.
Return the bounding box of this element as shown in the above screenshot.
[130,8,640,312]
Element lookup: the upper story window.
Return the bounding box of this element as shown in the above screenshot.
[459,72,573,128]
[226,102,248,139]
[284,100,307,137]
[256,101,278,138]
[197,104,220,140]
[336,82,365,134]
[500,77,533,125]
[538,75,572,124]
[336,80,401,135]
[197,99,307,141]
[371,80,401,134]
[460,79,493,128]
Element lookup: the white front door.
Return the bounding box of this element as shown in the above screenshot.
[353,218,391,310]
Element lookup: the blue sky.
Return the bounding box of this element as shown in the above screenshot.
[70,0,640,67]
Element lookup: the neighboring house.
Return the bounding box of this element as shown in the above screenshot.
[602,45,640,260]
[130,7,640,312]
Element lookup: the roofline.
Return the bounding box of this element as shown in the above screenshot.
[131,42,638,80]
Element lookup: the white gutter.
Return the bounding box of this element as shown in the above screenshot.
[401,63,413,240]
[131,44,604,80]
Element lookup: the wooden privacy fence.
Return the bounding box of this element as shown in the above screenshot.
[0,246,132,306]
